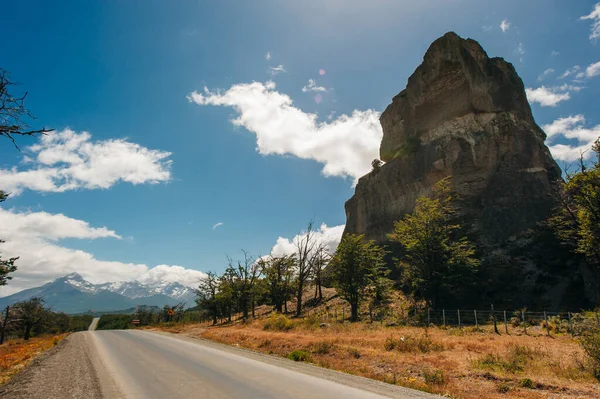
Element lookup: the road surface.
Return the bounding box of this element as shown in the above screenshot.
[2,330,440,399]
[88,317,100,331]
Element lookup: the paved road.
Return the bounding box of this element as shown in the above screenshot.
[88,317,100,331]
[91,330,438,399]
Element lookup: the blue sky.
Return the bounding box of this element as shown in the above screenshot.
[1,1,599,294]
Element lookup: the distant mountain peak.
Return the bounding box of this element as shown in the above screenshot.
[0,273,197,314]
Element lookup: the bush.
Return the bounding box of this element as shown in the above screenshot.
[263,313,293,331]
[580,327,600,379]
[423,369,445,385]
[384,333,444,353]
[312,341,334,355]
[288,350,311,362]
[519,378,535,389]
[347,347,361,359]
[475,345,541,374]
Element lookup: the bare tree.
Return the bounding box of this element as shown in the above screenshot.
[312,244,330,301]
[196,271,220,325]
[294,221,320,317]
[1,68,53,149]
[0,194,18,286]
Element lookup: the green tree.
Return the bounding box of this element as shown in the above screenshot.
[549,139,600,304]
[0,193,18,286]
[196,271,220,325]
[259,255,296,313]
[328,234,387,321]
[14,297,50,340]
[388,178,479,308]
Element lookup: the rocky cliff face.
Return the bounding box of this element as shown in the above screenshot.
[344,32,562,246]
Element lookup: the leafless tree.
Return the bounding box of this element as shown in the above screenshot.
[312,244,331,301]
[294,220,320,317]
[1,68,53,150]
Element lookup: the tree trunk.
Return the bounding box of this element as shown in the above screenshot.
[350,302,359,322]
[296,280,304,317]
[24,323,32,341]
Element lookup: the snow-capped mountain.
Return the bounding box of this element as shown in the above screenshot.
[0,273,197,314]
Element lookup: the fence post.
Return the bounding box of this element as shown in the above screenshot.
[474,309,479,330]
[427,308,431,326]
[443,309,446,329]
[457,309,461,329]
[522,309,527,335]
[568,312,573,336]
[503,310,508,334]
[492,304,499,334]
[544,311,550,336]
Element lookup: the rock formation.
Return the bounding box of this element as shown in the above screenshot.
[344,32,562,248]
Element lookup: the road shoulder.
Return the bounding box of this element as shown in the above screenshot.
[0,332,103,399]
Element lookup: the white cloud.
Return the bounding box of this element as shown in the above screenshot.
[542,115,600,162]
[187,81,382,183]
[136,265,206,288]
[268,65,286,76]
[559,65,581,79]
[500,19,511,32]
[0,208,205,295]
[265,52,271,61]
[514,42,525,62]
[537,68,555,81]
[212,222,223,230]
[525,86,571,107]
[584,61,600,78]
[269,223,345,258]
[551,51,560,57]
[301,79,328,93]
[581,3,600,41]
[0,129,172,196]
[482,25,493,32]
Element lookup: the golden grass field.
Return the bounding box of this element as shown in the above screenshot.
[0,334,68,385]
[156,316,600,399]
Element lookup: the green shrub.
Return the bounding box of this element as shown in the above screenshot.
[384,333,444,353]
[423,369,445,385]
[580,327,600,379]
[263,313,293,331]
[312,341,334,355]
[519,378,535,389]
[497,382,511,393]
[288,350,311,362]
[475,345,541,374]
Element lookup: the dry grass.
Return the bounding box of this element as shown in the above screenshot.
[161,319,600,399]
[0,334,68,385]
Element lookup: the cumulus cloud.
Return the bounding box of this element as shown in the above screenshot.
[187,81,382,182]
[537,68,555,81]
[559,65,581,79]
[0,208,204,295]
[302,79,328,93]
[0,129,172,195]
[268,223,345,258]
[542,115,600,162]
[268,65,286,76]
[136,265,206,287]
[212,222,224,230]
[526,86,571,107]
[500,19,511,32]
[583,61,600,78]
[581,3,600,41]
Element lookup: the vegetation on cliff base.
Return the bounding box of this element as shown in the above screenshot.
[388,178,479,309]
[549,139,600,304]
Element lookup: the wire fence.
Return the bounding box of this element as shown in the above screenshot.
[299,306,600,336]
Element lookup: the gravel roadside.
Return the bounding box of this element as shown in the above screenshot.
[0,332,103,399]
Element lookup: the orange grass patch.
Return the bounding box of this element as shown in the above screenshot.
[0,334,68,385]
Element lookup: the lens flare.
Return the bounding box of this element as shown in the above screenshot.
[314,93,323,104]
[319,69,326,76]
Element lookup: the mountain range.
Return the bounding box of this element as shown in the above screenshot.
[0,273,197,314]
